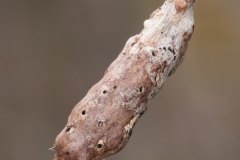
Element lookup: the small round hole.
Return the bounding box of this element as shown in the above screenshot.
[103,90,107,94]
[152,51,156,56]
[82,111,86,115]
[139,87,143,92]
[114,86,117,89]
[97,144,102,148]
[66,127,71,133]
[98,121,104,127]
[66,152,70,156]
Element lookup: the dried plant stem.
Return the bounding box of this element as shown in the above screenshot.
[52,0,196,160]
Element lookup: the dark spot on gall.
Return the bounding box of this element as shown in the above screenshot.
[139,87,143,92]
[162,61,167,73]
[66,127,71,133]
[131,42,136,47]
[98,121,104,127]
[152,51,156,56]
[168,46,173,52]
[163,47,166,51]
[103,90,107,94]
[139,111,145,117]
[126,129,133,138]
[97,144,103,148]
[174,56,176,61]
[114,86,117,89]
[66,152,70,156]
[82,110,86,115]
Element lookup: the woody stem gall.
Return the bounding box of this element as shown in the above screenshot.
[52,0,196,160]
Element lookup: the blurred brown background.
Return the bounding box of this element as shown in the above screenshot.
[0,0,239,160]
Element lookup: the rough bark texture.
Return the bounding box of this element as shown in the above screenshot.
[52,0,196,159]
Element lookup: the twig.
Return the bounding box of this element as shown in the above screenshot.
[52,0,196,159]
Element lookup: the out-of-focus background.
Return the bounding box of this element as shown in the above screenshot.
[1,0,240,160]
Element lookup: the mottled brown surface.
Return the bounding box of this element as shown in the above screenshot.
[53,0,195,159]
[54,46,155,160]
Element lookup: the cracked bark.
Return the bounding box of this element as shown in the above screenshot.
[52,0,196,159]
